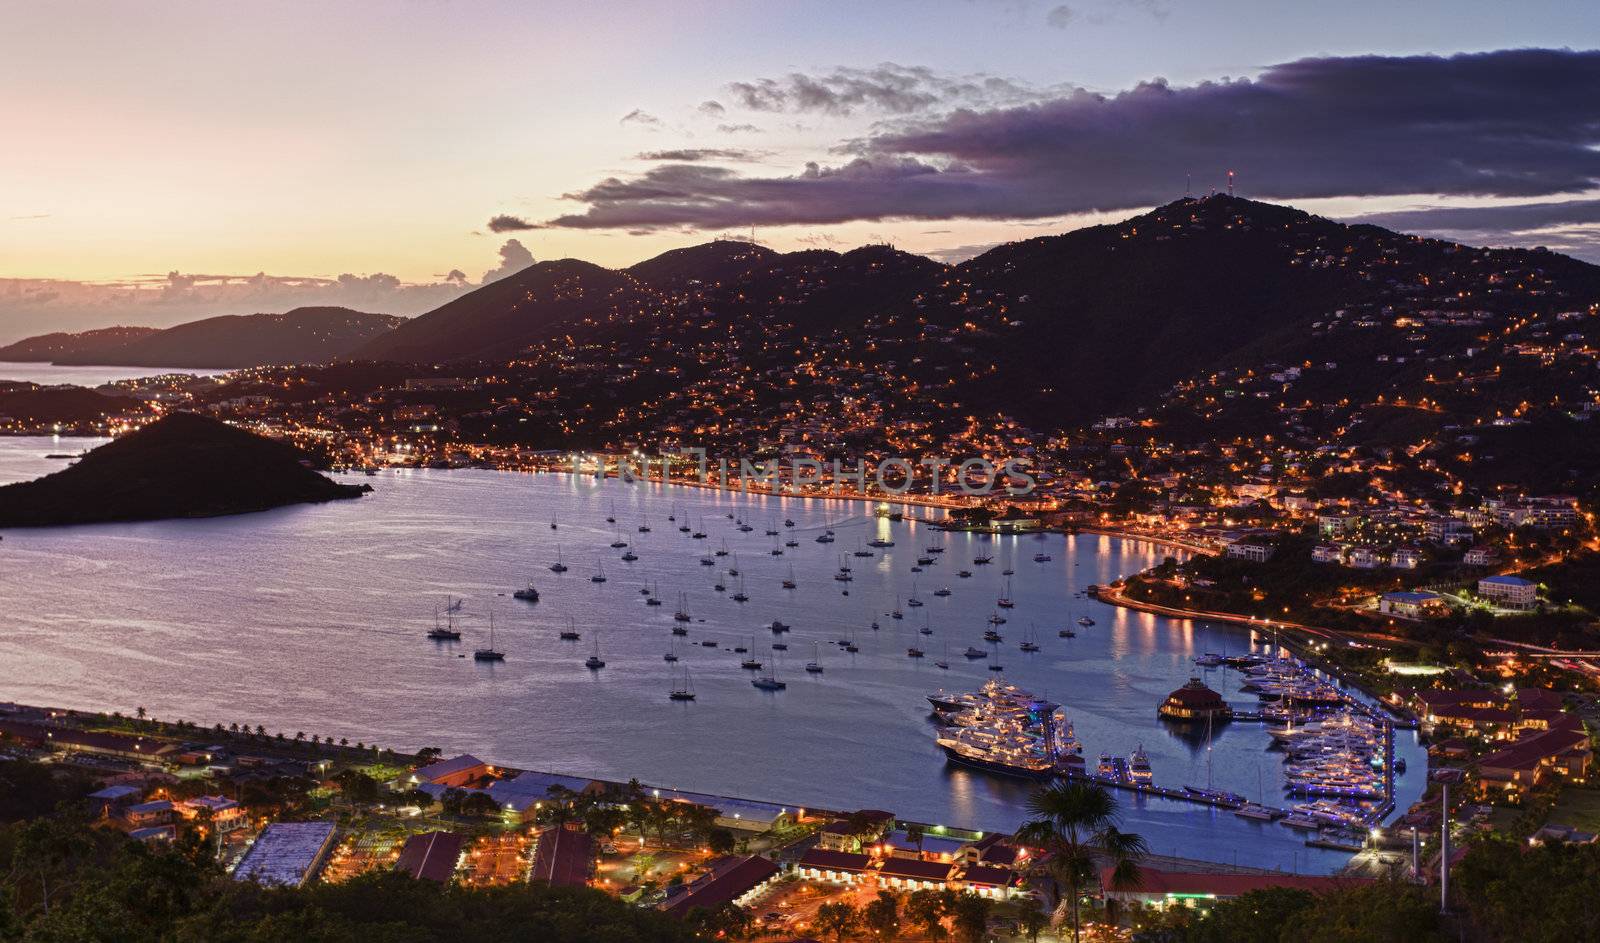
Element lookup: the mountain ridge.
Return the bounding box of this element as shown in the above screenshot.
[0,306,404,369]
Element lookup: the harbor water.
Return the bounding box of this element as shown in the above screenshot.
[0,437,1427,873]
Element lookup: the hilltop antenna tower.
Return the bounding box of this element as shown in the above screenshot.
[1227,170,1235,197]
[1186,173,1192,197]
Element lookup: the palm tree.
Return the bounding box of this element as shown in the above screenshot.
[1015,781,1147,943]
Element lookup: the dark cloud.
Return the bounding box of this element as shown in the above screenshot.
[716,123,763,134]
[619,108,662,127]
[1351,198,1600,262]
[1045,5,1076,28]
[487,214,538,233]
[725,63,1044,116]
[1352,199,1600,236]
[697,100,726,116]
[542,49,1600,233]
[636,148,765,163]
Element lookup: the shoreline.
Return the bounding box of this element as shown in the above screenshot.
[2,697,1347,877]
[1096,581,1422,726]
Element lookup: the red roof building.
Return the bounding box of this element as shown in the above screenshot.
[660,855,779,918]
[394,831,463,883]
[528,824,594,888]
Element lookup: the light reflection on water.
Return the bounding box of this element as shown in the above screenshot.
[0,439,1424,873]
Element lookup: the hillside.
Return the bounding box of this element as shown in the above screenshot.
[0,326,158,362]
[353,260,644,362]
[345,197,1599,433]
[2,307,404,369]
[0,412,367,527]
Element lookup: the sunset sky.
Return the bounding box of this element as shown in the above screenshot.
[3,0,1598,339]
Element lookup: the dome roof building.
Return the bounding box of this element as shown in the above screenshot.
[1159,677,1233,722]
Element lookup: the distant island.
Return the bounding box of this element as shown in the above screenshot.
[0,413,368,527]
[0,307,405,369]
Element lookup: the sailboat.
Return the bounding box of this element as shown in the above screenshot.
[907,580,924,608]
[731,576,749,603]
[559,617,581,641]
[782,565,797,590]
[669,668,696,701]
[673,593,692,622]
[891,597,904,620]
[740,638,763,670]
[716,538,730,558]
[638,515,651,533]
[753,652,786,690]
[549,515,558,531]
[769,536,783,556]
[727,554,740,577]
[805,642,824,674]
[605,502,616,524]
[997,577,1015,609]
[549,546,568,573]
[513,580,540,601]
[645,582,663,606]
[691,517,707,539]
[664,638,679,663]
[591,560,607,583]
[1020,624,1040,653]
[427,607,461,641]
[585,634,605,670]
[935,643,950,670]
[474,613,505,661]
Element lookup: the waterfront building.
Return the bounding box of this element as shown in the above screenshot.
[796,849,873,885]
[951,864,1023,899]
[1099,866,1369,913]
[1475,716,1591,797]
[394,831,463,883]
[880,828,969,862]
[659,855,779,918]
[233,821,338,888]
[1159,678,1233,723]
[409,754,493,788]
[0,719,178,763]
[816,809,895,852]
[958,834,1031,871]
[878,856,955,892]
[1478,575,1537,610]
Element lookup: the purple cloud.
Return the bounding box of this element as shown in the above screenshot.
[540,49,1600,232]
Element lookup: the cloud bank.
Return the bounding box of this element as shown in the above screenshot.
[532,49,1600,240]
[0,240,536,343]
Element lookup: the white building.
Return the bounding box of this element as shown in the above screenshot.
[1479,575,1537,611]
[1226,542,1275,563]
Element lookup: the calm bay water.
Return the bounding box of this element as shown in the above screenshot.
[0,362,230,386]
[0,437,1424,873]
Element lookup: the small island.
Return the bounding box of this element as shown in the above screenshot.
[0,412,368,527]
